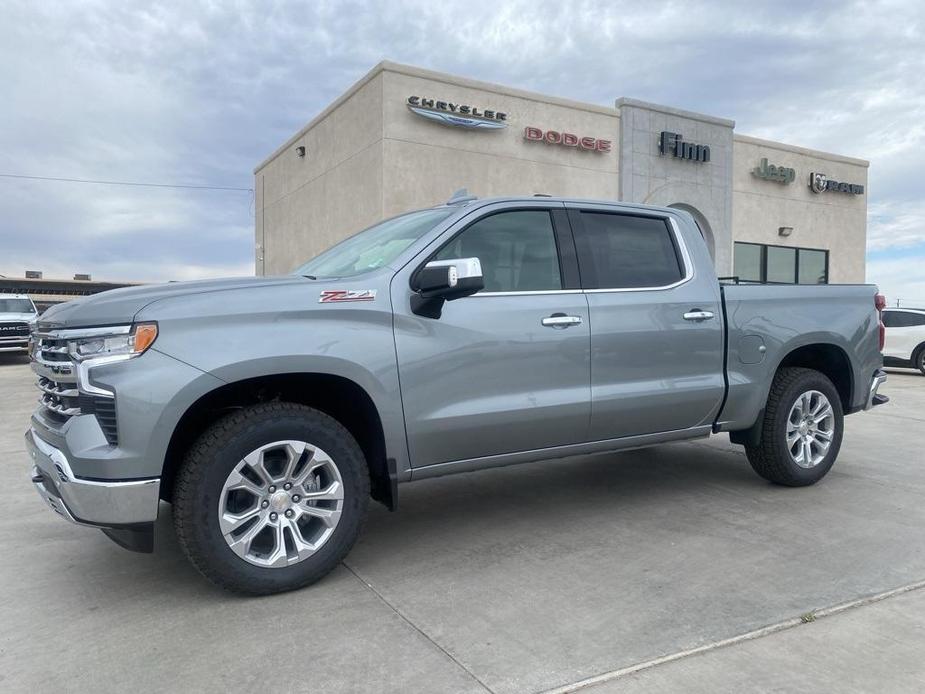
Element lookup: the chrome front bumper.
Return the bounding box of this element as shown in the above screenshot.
[26,428,160,527]
[0,337,29,351]
[865,369,889,410]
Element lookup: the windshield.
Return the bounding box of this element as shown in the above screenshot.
[293,208,456,278]
[0,299,35,313]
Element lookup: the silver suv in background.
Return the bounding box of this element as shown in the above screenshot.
[25,195,888,595]
[0,294,38,353]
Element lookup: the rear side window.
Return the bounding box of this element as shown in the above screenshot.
[574,213,684,289]
[883,311,925,328]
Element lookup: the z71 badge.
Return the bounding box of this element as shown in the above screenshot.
[319,289,377,303]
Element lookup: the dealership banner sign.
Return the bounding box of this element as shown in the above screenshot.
[406,96,507,130]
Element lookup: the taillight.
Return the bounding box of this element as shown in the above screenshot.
[875,293,886,351]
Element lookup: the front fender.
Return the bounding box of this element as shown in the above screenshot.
[138,291,409,478]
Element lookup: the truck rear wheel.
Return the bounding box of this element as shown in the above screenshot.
[745,367,844,486]
[173,402,369,595]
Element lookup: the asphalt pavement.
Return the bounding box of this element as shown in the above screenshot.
[1,352,923,693]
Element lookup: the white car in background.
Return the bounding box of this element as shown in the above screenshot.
[882,307,925,375]
[0,294,38,353]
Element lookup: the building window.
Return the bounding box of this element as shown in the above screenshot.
[733,242,829,284]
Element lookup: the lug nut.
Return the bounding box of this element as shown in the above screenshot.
[268,485,276,493]
[261,500,269,509]
[283,482,292,490]
[285,509,294,518]
[292,495,301,502]
[269,512,278,521]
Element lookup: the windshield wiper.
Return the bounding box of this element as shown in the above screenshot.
[302,275,317,280]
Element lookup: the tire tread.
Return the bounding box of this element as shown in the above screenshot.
[744,367,843,487]
[173,401,369,595]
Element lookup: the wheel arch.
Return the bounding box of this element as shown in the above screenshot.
[161,372,396,510]
[730,341,853,447]
[912,340,925,364]
[775,342,854,412]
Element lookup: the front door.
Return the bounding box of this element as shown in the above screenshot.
[566,204,726,440]
[392,204,591,469]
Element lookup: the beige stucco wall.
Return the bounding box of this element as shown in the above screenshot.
[254,61,870,285]
[379,67,620,215]
[732,135,869,283]
[255,72,386,275]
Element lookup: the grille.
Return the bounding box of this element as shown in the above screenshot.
[31,333,119,445]
[0,322,30,337]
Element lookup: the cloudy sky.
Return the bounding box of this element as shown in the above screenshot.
[1,1,923,303]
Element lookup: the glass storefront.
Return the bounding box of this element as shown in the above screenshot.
[733,242,829,284]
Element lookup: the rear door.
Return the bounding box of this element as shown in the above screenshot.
[566,204,725,440]
[392,203,591,469]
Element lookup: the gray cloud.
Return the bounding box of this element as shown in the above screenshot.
[1,0,923,298]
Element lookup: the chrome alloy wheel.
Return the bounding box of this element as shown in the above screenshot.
[218,440,345,568]
[786,390,835,469]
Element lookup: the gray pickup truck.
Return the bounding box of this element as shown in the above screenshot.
[26,195,888,594]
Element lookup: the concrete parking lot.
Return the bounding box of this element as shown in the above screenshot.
[1,353,924,693]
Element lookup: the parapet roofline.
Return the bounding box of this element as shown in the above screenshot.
[254,60,870,174]
[734,134,869,168]
[615,97,735,128]
[253,60,619,173]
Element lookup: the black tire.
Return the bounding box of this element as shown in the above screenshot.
[173,402,369,595]
[745,367,844,487]
[915,346,925,376]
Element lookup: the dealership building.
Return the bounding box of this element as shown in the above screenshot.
[255,61,868,284]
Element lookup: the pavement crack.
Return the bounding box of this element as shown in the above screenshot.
[539,578,925,694]
[342,561,496,694]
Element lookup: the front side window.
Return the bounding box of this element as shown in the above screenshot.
[294,207,455,278]
[574,213,683,289]
[434,210,562,292]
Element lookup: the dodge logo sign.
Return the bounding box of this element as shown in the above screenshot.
[523,127,612,152]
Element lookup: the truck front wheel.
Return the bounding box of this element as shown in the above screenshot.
[173,402,369,595]
[745,367,844,486]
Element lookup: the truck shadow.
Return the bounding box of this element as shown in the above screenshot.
[74,441,797,599]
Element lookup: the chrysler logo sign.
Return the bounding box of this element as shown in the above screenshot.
[809,172,864,195]
[407,96,507,130]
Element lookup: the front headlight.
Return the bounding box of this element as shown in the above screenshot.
[68,323,158,361]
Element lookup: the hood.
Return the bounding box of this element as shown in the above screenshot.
[38,276,308,328]
[0,312,38,323]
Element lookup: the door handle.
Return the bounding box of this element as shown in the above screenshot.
[542,314,583,328]
[683,309,715,321]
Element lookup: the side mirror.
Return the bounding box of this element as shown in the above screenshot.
[411,258,484,318]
